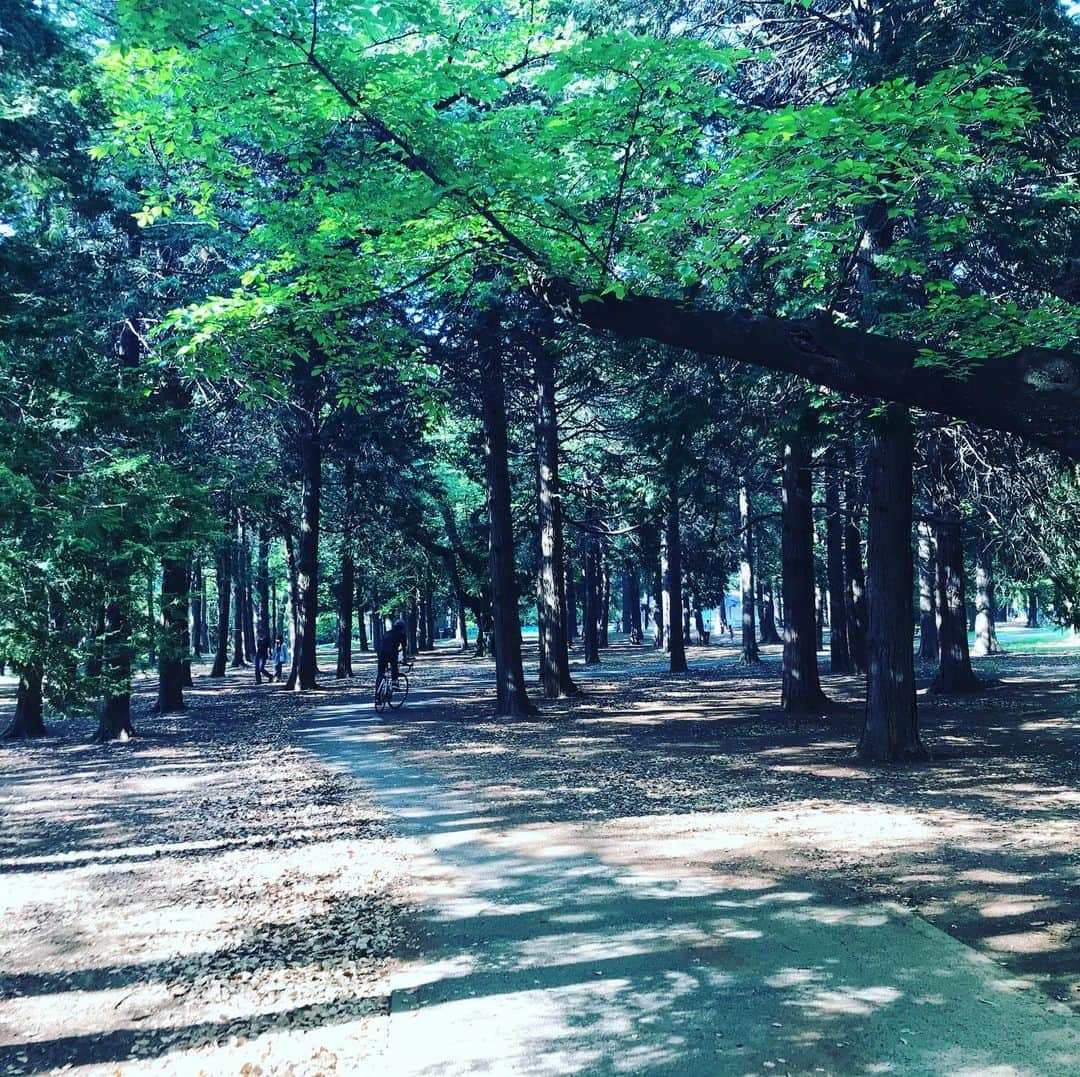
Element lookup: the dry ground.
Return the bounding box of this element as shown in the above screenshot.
[1,627,1078,1075]
[0,668,410,1077]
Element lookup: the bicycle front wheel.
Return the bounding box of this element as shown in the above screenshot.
[389,673,409,709]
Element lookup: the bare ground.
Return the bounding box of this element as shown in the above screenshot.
[0,667,411,1077]
[1,628,1078,1075]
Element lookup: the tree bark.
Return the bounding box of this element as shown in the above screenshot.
[600,559,611,648]
[256,528,271,646]
[190,558,205,658]
[858,404,923,762]
[231,519,246,668]
[825,453,852,673]
[289,421,321,691]
[156,558,188,713]
[95,599,135,742]
[336,551,355,677]
[973,551,1003,657]
[209,539,231,678]
[1026,589,1039,628]
[931,437,981,694]
[555,285,1080,460]
[916,522,939,661]
[241,525,256,663]
[780,428,829,714]
[534,341,577,696]
[844,463,868,673]
[3,664,45,740]
[480,310,537,716]
[667,465,688,674]
[739,481,760,663]
[583,536,601,666]
[757,576,782,644]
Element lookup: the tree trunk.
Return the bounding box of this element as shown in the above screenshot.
[534,342,577,696]
[480,312,537,716]
[209,539,231,678]
[231,519,246,668]
[858,404,923,762]
[931,437,981,694]
[757,576,781,644]
[667,466,688,674]
[290,421,321,691]
[660,522,671,653]
[600,559,611,648]
[3,664,45,740]
[191,558,205,658]
[739,481,760,663]
[336,551,355,677]
[564,554,578,642]
[95,599,135,742]
[825,453,852,673]
[256,528,271,645]
[583,536,601,666]
[156,558,188,713]
[780,429,829,714]
[407,593,419,657]
[844,463,868,673]
[1026,589,1039,628]
[973,552,1003,657]
[242,527,256,663]
[917,522,939,661]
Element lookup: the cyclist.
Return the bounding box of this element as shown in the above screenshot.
[376,619,409,696]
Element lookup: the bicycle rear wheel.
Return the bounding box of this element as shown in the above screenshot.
[389,673,409,709]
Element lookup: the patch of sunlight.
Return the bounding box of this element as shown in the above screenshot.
[979,897,1054,919]
[866,1063,897,1074]
[959,868,1033,886]
[765,967,822,989]
[773,904,888,928]
[795,984,903,1017]
[984,930,1069,954]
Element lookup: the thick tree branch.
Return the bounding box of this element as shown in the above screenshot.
[536,282,1080,459]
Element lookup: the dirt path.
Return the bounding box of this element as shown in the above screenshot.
[0,670,409,1077]
[300,636,1080,1074]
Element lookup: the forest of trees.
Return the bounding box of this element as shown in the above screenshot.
[2,0,1078,762]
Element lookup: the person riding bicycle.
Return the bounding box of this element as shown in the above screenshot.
[376,619,409,694]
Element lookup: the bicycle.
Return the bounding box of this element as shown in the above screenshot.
[374,660,413,713]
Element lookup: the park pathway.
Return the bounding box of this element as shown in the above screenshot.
[301,664,1078,1076]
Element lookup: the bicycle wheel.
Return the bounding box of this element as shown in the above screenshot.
[389,673,409,709]
[374,676,390,713]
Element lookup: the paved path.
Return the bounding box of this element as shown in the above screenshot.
[302,677,1078,1076]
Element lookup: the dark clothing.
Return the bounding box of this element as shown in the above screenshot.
[255,637,270,683]
[376,625,407,688]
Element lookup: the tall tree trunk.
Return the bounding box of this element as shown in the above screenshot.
[407,592,419,657]
[757,576,782,644]
[973,551,1003,657]
[917,522,939,661]
[242,526,256,663]
[156,559,188,713]
[564,554,578,642]
[3,663,45,740]
[356,575,370,654]
[95,598,135,742]
[600,559,611,648]
[660,521,671,653]
[739,480,760,663]
[290,421,321,691]
[256,529,271,646]
[231,519,246,668]
[534,342,577,696]
[858,404,923,762]
[931,436,980,694]
[209,539,231,678]
[1026,588,1039,628]
[336,553,355,677]
[583,536,601,666]
[190,558,205,659]
[825,453,852,673]
[480,313,537,716]
[844,462,868,672]
[667,465,688,674]
[780,428,829,714]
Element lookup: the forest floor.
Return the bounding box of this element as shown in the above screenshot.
[1,624,1078,1074]
[0,669,411,1076]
